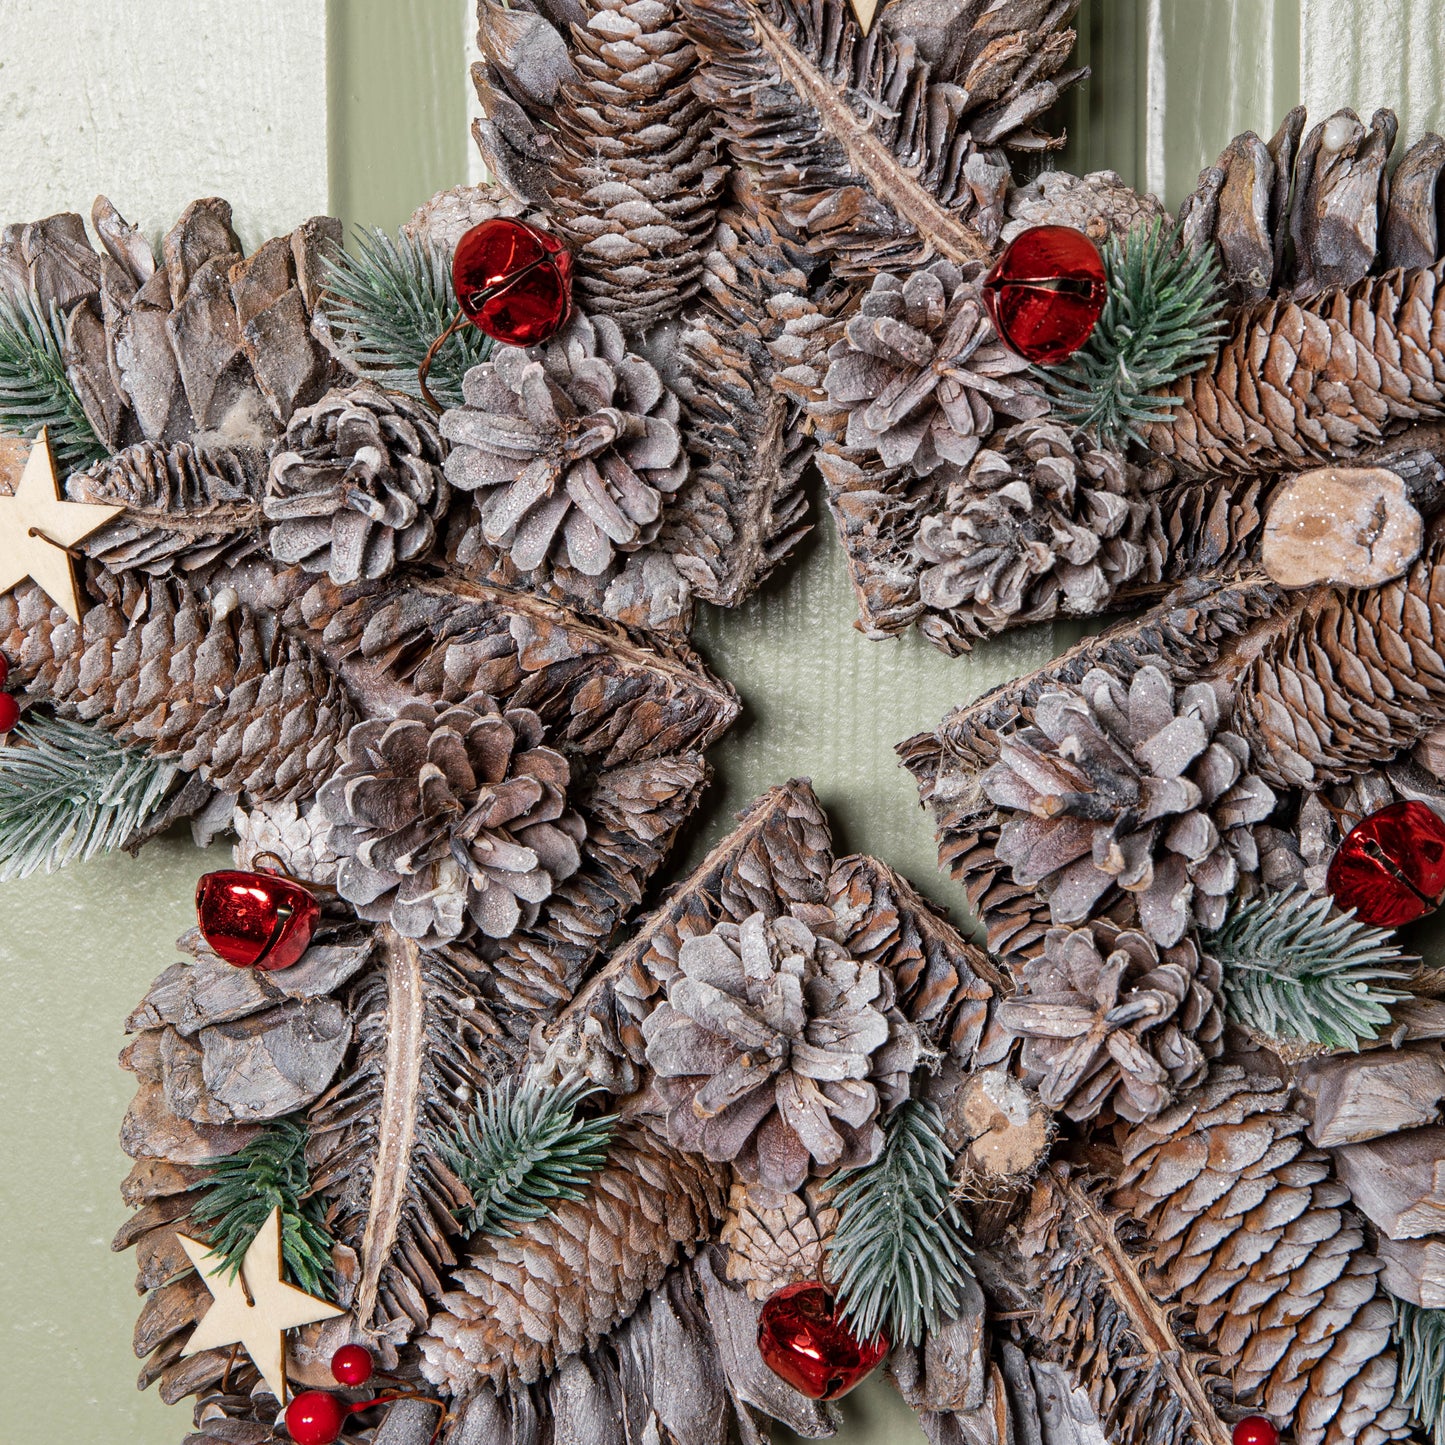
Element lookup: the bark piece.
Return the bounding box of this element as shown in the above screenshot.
[1384,132,1445,270]
[1331,1127,1445,1239]
[1262,467,1422,590]
[1296,1046,1445,1147]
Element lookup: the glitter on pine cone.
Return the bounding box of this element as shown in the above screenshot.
[757,1282,887,1401]
[982,225,1107,364]
[453,217,573,347]
[1326,800,1445,927]
[194,869,320,970]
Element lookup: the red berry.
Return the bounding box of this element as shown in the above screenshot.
[1326,800,1445,928]
[285,1390,347,1445]
[757,1282,888,1401]
[330,1343,374,1387]
[0,652,10,687]
[453,218,573,348]
[195,869,321,971]
[0,693,18,734]
[981,225,1108,364]
[1232,1417,1280,1445]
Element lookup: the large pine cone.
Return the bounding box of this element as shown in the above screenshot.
[1113,1065,1413,1445]
[546,0,726,333]
[641,910,920,1192]
[264,383,449,583]
[317,695,586,943]
[441,312,687,577]
[419,1122,724,1388]
[1143,258,1445,476]
[995,922,1221,1124]
[914,421,1166,646]
[983,664,1276,946]
[821,260,1045,476]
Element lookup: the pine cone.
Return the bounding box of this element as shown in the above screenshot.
[822,261,1045,476]
[67,440,264,577]
[719,1180,837,1299]
[232,798,339,885]
[914,421,1166,644]
[546,0,726,333]
[1236,516,1445,788]
[995,922,1221,1124]
[265,384,450,584]
[1113,1065,1413,1445]
[441,312,687,579]
[0,573,353,803]
[983,664,1277,946]
[317,695,586,944]
[1002,168,1168,246]
[641,910,920,1192]
[418,1122,724,1388]
[1144,259,1445,476]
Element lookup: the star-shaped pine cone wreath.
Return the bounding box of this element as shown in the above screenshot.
[0,4,1433,1444]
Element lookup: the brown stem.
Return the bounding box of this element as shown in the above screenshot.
[417,312,468,413]
[27,526,88,560]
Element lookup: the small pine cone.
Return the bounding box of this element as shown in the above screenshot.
[1113,1065,1414,1445]
[441,312,688,579]
[547,0,726,333]
[983,664,1277,946]
[995,922,1222,1124]
[1143,259,1445,477]
[1001,168,1168,246]
[641,910,921,1193]
[915,421,1166,642]
[265,383,450,584]
[0,574,354,804]
[317,695,586,944]
[232,798,338,885]
[719,1180,838,1299]
[822,261,1046,475]
[67,440,264,577]
[418,1122,725,1388]
[1236,518,1445,789]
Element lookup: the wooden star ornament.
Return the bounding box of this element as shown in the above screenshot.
[0,427,123,622]
[177,1206,345,1402]
[848,0,880,34]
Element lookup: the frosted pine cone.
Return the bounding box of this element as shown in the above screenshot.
[1001,169,1168,246]
[441,312,687,576]
[983,665,1277,946]
[265,383,449,583]
[317,695,585,943]
[996,922,1222,1124]
[822,261,1046,476]
[232,799,339,886]
[915,421,1164,639]
[641,911,920,1193]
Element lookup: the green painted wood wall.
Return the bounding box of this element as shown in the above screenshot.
[2,4,1443,1441]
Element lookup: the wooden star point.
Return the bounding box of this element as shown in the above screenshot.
[0,428,123,622]
[848,0,880,34]
[178,1206,345,1402]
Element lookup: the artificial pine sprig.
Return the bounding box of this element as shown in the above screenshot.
[446,1075,616,1238]
[1204,889,1412,1051]
[0,290,109,473]
[825,1098,974,1348]
[0,712,178,881]
[1038,219,1224,446]
[323,228,493,409]
[189,1117,337,1299]
[1396,1300,1445,1445]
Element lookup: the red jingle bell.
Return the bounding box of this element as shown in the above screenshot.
[1326,800,1445,928]
[0,692,18,734]
[195,868,320,971]
[284,1390,348,1445]
[757,1282,888,1401]
[453,217,573,348]
[981,225,1108,365]
[1232,1417,1281,1445]
[330,1343,375,1387]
